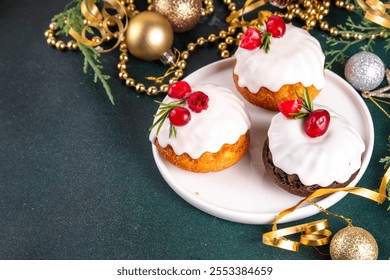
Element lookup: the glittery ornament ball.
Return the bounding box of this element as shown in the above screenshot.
[153,0,202,32]
[330,226,378,260]
[344,51,385,92]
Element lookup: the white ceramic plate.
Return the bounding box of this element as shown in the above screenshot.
[151,58,374,225]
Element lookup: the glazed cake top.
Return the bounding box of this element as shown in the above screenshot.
[234,24,325,93]
[149,84,251,159]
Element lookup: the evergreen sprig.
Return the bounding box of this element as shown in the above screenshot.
[324,16,389,69]
[51,0,114,104]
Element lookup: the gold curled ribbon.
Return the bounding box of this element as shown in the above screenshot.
[226,0,271,30]
[380,167,390,196]
[69,0,128,52]
[356,0,390,28]
[262,186,388,252]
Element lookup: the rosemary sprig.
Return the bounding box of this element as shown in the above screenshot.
[292,88,313,119]
[149,100,185,137]
[262,32,272,53]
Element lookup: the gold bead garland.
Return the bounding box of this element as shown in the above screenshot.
[281,0,389,39]
[45,0,389,96]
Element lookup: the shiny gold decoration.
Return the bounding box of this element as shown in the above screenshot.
[263,219,332,252]
[125,11,174,61]
[330,226,378,260]
[153,0,202,32]
[262,187,387,252]
[356,0,390,28]
[226,0,271,30]
[68,0,128,53]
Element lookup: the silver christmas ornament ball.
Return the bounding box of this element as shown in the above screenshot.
[344,51,385,92]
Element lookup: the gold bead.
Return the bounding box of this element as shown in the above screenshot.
[147,86,158,96]
[125,78,135,87]
[174,69,184,78]
[379,31,388,38]
[346,4,355,11]
[207,34,218,42]
[119,71,128,80]
[306,18,317,28]
[303,0,311,8]
[67,40,78,50]
[228,3,237,11]
[218,42,227,51]
[299,13,308,21]
[169,77,178,84]
[219,30,227,39]
[160,84,169,93]
[315,14,324,21]
[117,62,126,70]
[187,42,196,51]
[119,53,129,62]
[323,8,329,15]
[44,29,54,38]
[55,40,66,50]
[329,27,339,36]
[120,42,128,52]
[341,32,351,39]
[224,0,232,4]
[225,36,234,45]
[286,13,294,20]
[197,37,206,46]
[320,21,329,30]
[354,33,363,40]
[46,38,55,46]
[221,50,230,58]
[177,60,187,69]
[371,34,378,39]
[227,26,236,35]
[323,0,331,8]
[181,51,189,60]
[49,22,57,30]
[135,83,146,92]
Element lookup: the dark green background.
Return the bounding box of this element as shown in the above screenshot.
[0,0,389,260]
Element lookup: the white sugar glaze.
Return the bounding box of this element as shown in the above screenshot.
[233,24,325,93]
[149,84,251,159]
[267,107,365,186]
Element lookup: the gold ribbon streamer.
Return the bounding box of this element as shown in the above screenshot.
[380,167,390,196]
[226,0,271,29]
[356,0,390,29]
[263,187,388,252]
[69,0,128,52]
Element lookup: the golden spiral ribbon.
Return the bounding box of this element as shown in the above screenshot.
[69,0,128,52]
[356,0,390,28]
[262,186,388,252]
[226,0,272,29]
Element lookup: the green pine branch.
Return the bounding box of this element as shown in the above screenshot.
[324,16,389,69]
[51,0,114,104]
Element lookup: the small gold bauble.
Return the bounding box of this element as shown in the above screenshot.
[153,0,202,32]
[330,226,378,260]
[126,11,174,61]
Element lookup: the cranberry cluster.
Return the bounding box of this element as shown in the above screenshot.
[240,15,286,52]
[167,81,209,126]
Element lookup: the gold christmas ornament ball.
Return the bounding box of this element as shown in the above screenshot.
[126,11,174,61]
[330,226,378,260]
[153,0,202,32]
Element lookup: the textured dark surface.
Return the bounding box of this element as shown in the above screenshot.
[0,0,389,260]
